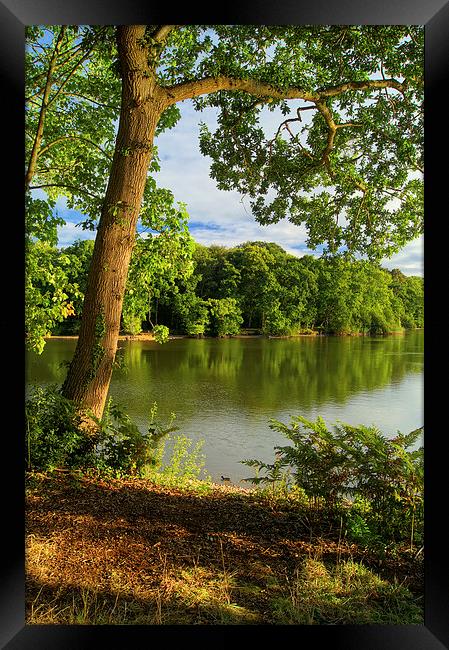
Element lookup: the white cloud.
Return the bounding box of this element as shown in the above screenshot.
[57,221,96,247]
[380,236,424,277]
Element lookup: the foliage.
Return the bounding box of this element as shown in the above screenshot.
[122,313,143,336]
[25,386,211,486]
[122,202,195,330]
[143,434,211,489]
[25,385,180,477]
[242,416,423,547]
[153,324,170,344]
[92,400,178,476]
[390,268,424,328]
[26,385,94,470]
[315,257,402,334]
[25,25,423,421]
[194,25,423,260]
[24,26,191,353]
[172,290,210,336]
[25,25,120,218]
[34,237,423,340]
[206,298,243,337]
[228,243,279,330]
[25,241,81,353]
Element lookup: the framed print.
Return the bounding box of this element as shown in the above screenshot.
[2,0,447,647]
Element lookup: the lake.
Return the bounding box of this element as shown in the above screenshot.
[26,330,424,484]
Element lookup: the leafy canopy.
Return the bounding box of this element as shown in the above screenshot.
[162,25,423,259]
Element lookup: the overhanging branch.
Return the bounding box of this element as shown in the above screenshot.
[160,75,406,108]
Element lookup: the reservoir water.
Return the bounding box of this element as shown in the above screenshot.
[26,330,424,483]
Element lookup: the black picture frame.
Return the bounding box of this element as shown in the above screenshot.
[3,1,447,647]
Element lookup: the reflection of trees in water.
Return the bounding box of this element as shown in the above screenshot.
[29,333,423,418]
[26,341,77,385]
[115,333,423,413]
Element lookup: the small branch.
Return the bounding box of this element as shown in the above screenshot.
[37,135,113,161]
[319,78,406,98]
[59,91,118,110]
[29,183,102,201]
[47,28,109,109]
[335,122,363,129]
[25,26,67,189]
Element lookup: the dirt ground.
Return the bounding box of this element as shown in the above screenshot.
[25,472,424,625]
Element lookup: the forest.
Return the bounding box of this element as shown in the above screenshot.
[28,236,423,347]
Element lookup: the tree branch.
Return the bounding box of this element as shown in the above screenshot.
[319,78,406,98]
[29,183,102,201]
[161,75,319,106]
[25,26,67,189]
[37,135,113,160]
[59,91,118,110]
[161,75,406,107]
[152,25,179,43]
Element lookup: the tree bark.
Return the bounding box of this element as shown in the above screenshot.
[61,26,166,419]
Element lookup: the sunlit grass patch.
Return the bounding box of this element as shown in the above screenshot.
[164,564,259,624]
[270,557,423,625]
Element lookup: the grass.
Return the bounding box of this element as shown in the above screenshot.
[25,471,423,626]
[270,557,423,625]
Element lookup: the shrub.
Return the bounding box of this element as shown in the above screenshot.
[94,401,178,476]
[143,433,211,489]
[25,387,179,478]
[186,323,206,337]
[26,385,95,471]
[242,416,423,547]
[122,312,142,335]
[153,324,169,344]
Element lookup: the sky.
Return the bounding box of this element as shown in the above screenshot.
[55,99,424,277]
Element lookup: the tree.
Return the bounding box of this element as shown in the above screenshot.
[25,26,121,353]
[391,270,424,328]
[25,26,120,208]
[228,243,280,329]
[26,25,422,420]
[207,298,243,337]
[25,241,80,353]
[193,244,241,299]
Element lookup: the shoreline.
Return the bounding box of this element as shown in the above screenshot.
[45,328,420,342]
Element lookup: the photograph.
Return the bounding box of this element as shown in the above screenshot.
[2,1,448,648]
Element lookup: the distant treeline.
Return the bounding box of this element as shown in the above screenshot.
[45,239,423,338]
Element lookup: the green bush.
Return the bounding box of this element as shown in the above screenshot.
[93,401,178,476]
[242,416,423,547]
[143,433,211,488]
[25,387,178,478]
[122,312,142,335]
[207,298,243,337]
[26,385,95,471]
[186,323,206,337]
[153,324,169,344]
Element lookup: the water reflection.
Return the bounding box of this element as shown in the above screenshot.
[26,331,423,482]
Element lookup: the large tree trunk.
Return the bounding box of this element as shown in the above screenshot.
[61,26,165,420]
